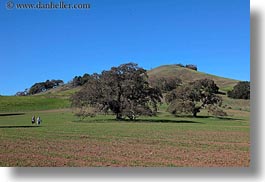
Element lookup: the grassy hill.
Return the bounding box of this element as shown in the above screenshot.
[0,64,246,113]
[147,65,239,91]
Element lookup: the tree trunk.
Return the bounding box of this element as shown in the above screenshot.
[116,113,122,120]
[192,107,200,117]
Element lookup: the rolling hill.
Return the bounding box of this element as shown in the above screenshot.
[0,64,245,113]
[37,64,240,97]
[147,65,239,91]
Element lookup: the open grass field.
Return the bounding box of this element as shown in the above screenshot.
[0,107,250,167]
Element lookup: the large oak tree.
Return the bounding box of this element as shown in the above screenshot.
[71,63,162,120]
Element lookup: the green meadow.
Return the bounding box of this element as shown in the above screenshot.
[0,95,250,167]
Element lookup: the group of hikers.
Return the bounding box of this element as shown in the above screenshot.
[31,115,42,125]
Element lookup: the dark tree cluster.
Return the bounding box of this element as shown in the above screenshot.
[166,79,225,117]
[72,63,226,119]
[175,63,198,71]
[227,81,250,100]
[28,79,64,95]
[149,76,182,93]
[15,89,29,96]
[72,73,91,87]
[175,63,185,67]
[185,64,197,71]
[71,63,162,120]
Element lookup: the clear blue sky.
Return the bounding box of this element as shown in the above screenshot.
[0,0,249,95]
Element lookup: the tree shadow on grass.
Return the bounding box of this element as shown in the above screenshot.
[132,119,203,124]
[176,115,214,119]
[0,113,25,117]
[73,114,243,124]
[179,115,243,121]
[216,117,244,121]
[74,118,203,124]
[0,125,41,129]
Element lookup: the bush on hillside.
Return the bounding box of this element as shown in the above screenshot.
[29,79,64,95]
[185,64,197,71]
[227,81,250,100]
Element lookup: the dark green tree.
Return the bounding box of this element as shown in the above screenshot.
[71,63,162,120]
[29,82,46,95]
[149,76,182,93]
[28,79,64,95]
[227,81,250,100]
[72,76,83,87]
[72,74,92,87]
[15,89,29,96]
[185,64,197,71]
[81,73,90,85]
[166,79,225,117]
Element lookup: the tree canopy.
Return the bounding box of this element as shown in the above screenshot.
[149,76,182,93]
[28,79,64,95]
[71,73,91,87]
[174,63,198,71]
[166,79,226,117]
[227,81,250,100]
[71,63,162,120]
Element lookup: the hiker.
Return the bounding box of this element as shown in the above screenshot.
[31,115,35,124]
[37,116,41,125]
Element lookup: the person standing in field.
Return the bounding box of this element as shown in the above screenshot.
[31,115,35,124]
[37,116,41,125]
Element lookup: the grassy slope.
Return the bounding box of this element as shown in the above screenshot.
[36,85,81,98]
[0,95,70,113]
[0,85,79,113]
[147,65,239,91]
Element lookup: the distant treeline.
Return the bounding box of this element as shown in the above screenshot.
[175,63,198,71]
[16,79,64,96]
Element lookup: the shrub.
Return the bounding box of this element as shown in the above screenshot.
[175,63,184,67]
[185,64,197,71]
[227,81,250,100]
